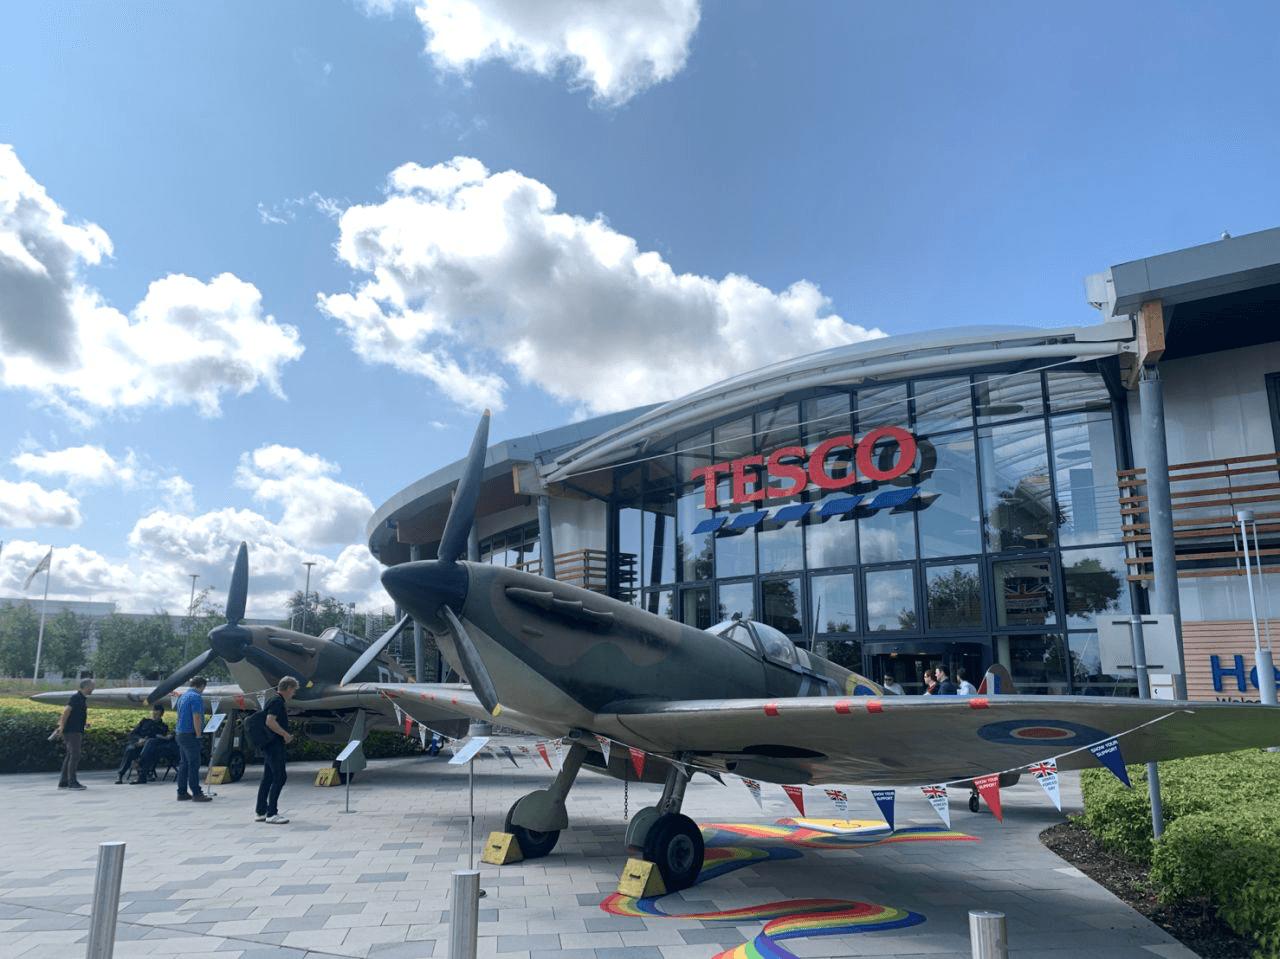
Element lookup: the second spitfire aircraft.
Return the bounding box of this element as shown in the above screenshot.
[353,411,1280,891]
[34,542,471,780]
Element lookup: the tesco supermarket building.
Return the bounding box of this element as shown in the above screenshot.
[369,228,1280,701]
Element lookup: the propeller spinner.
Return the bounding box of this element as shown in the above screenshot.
[147,542,298,704]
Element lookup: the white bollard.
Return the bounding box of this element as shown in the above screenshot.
[449,869,481,959]
[969,909,1007,959]
[86,841,126,959]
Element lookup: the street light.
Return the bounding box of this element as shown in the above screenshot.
[186,574,198,661]
[302,561,316,635]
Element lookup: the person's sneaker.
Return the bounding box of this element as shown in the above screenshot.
[264,815,289,824]
[68,782,87,790]
[177,794,191,801]
[255,813,267,821]
[191,794,213,803]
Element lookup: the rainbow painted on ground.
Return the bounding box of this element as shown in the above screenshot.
[601,819,977,959]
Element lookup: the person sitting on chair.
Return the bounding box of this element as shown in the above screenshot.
[134,727,181,783]
[116,705,169,784]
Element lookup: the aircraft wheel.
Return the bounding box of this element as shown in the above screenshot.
[968,792,980,813]
[504,802,560,859]
[227,749,246,783]
[642,813,704,892]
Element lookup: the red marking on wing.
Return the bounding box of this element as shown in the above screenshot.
[764,703,780,716]
[969,698,989,709]
[865,701,883,714]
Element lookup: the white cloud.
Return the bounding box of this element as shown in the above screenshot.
[13,444,139,487]
[0,146,305,422]
[0,479,81,528]
[159,476,196,514]
[374,0,700,105]
[235,445,375,549]
[319,156,885,415]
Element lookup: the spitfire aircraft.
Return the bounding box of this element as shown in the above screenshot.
[33,543,471,781]
[352,411,1280,891]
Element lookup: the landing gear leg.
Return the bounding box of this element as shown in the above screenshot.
[969,788,981,813]
[505,741,589,859]
[627,755,704,892]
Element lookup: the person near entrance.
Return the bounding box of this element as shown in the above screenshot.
[934,665,958,695]
[882,675,905,695]
[955,667,977,695]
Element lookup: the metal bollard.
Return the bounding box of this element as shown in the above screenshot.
[969,909,1007,959]
[449,869,480,959]
[86,841,126,959]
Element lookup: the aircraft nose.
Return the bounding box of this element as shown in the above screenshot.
[380,560,468,628]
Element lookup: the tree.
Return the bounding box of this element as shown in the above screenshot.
[92,612,177,681]
[0,602,40,676]
[41,608,88,675]
[283,591,363,636]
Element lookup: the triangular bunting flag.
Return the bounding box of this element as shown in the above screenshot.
[418,725,429,748]
[1089,738,1131,787]
[535,742,552,768]
[871,789,896,831]
[973,773,1003,822]
[501,745,519,767]
[552,739,564,770]
[782,784,805,816]
[595,734,611,765]
[921,784,950,828]
[256,691,266,710]
[1029,759,1062,811]
[171,693,180,710]
[210,698,220,714]
[628,746,646,779]
[403,715,413,737]
[392,703,403,724]
[824,788,849,815]
[741,778,763,808]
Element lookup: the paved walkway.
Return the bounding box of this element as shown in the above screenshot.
[0,739,1198,958]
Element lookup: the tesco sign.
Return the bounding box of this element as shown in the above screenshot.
[690,426,918,510]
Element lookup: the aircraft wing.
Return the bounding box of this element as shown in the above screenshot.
[375,684,558,739]
[601,695,1280,786]
[31,685,244,711]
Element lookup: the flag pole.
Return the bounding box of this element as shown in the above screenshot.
[33,554,51,683]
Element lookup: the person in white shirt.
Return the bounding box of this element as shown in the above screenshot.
[955,667,978,695]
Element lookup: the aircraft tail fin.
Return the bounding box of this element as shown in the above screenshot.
[977,663,1016,695]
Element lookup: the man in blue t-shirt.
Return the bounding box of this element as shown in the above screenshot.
[174,676,212,802]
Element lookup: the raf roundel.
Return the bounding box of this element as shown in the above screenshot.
[976,719,1110,748]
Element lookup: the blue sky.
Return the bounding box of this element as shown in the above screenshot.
[2,0,1279,618]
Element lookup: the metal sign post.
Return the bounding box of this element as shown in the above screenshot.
[1126,615,1165,839]
[449,737,490,891]
[336,740,362,814]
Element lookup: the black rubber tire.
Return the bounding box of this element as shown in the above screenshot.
[504,801,560,859]
[968,793,980,813]
[642,813,704,892]
[227,749,246,783]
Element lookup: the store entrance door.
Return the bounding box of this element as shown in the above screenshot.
[866,641,988,695]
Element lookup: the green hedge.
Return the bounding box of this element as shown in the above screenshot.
[1079,748,1280,956]
[0,698,424,774]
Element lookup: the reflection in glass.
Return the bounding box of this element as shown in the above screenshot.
[645,589,675,620]
[1000,633,1069,694]
[859,503,916,564]
[805,497,857,569]
[1068,631,1137,696]
[618,506,641,604]
[715,526,757,578]
[715,415,755,462]
[993,558,1057,627]
[979,419,1057,551]
[1046,370,1111,413]
[1052,411,1122,547]
[912,376,973,435]
[757,403,800,455]
[1061,546,1128,627]
[718,580,754,623]
[856,383,910,430]
[926,563,983,630]
[916,432,982,556]
[865,566,917,631]
[676,431,713,490]
[810,571,857,635]
[761,578,802,636]
[681,586,713,630]
[676,486,714,582]
[642,487,676,587]
[817,639,862,672]
[975,371,1044,422]
[758,512,804,573]
[802,392,851,443]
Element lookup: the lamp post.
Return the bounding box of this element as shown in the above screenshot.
[1237,510,1277,706]
[302,561,316,635]
[186,574,198,661]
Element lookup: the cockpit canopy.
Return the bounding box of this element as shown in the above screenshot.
[707,618,797,664]
[319,626,370,654]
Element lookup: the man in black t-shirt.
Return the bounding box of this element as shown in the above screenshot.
[116,705,170,783]
[254,676,299,824]
[56,677,95,789]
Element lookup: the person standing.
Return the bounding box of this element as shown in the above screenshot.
[254,676,299,824]
[56,677,94,789]
[175,676,212,803]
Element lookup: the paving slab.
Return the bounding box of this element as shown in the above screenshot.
[0,737,1197,958]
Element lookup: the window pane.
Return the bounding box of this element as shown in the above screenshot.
[1000,633,1068,694]
[859,502,916,564]
[856,383,910,431]
[810,572,857,635]
[714,415,755,461]
[1046,369,1112,414]
[677,431,713,490]
[865,566,917,632]
[805,493,858,569]
[715,526,757,578]
[644,589,675,620]
[980,419,1055,551]
[917,432,983,556]
[802,392,852,444]
[993,557,1057,627]
[757,403,800,454]
[761,578,802,636]
[975,371,1044,422]
[681,587,713,630]
[641,487,676,587]
[1052,411,1122,547]
[677,486,714,581]
[758,511,804,573]
[913,376,974,434]
[1068,631,1137,696]
[926,563,984,630]
[1061,546,1129,628]
[717,580,754,623]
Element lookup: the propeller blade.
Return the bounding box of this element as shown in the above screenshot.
[226,541,249,625]
[341,614,410,685]
[147,648,218,705]
[242,644,301,685]
[437,411,490,564]
[442,605,501,716]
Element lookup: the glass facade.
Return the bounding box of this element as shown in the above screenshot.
[612,364,1132,694]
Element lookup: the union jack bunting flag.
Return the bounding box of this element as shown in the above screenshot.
[1028,761,1057,779]
[921,784,947,799]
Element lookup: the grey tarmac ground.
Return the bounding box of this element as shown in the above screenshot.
[0,737,1199,959]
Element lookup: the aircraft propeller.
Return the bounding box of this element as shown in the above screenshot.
[146,541,299,705]
[339,613,410,685]
[379,411,503,716]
